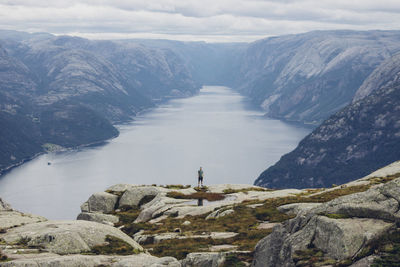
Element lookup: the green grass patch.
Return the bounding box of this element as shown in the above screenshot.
[166,191,225,201]
[91,235,140,255]
[368,172,400,185]
[114,207,141,226]
[293,246,338,267]
[221,253,250,267]
[305,184,371,203]
[147,238,212,259]
[370,229,400,266]
[194,186,209,192]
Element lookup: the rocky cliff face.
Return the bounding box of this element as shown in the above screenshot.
[255,53,400,189]
[237,30,400,125]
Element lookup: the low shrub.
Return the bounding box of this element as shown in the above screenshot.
[91,235,140,255]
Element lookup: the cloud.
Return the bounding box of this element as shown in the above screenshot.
[0,0,399,42]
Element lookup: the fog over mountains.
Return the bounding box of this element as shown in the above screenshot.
[1,29,400,189]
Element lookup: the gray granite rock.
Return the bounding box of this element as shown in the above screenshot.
[0,211,47,229]
[251,177,400,267]
[82,192,119,213]
[349,255,379,267]
[0,254,180,267]
[0,198,11,211]
[277,203,322,215]
[181,252,225,267]
[119,186,160,208]
[1,220,142,254]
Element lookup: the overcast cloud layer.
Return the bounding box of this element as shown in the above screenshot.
[1,0,400,42]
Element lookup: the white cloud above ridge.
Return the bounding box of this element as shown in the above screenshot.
[0,0,399,42]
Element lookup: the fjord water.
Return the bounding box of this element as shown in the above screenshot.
[0,86,310,219]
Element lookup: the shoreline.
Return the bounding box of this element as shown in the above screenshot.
[0,89,202,178]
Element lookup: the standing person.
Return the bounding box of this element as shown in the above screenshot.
[198,167,204,187]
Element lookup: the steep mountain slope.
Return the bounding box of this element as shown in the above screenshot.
[255,53,400,188]
[237,30,400,124]
[0,33,200,174]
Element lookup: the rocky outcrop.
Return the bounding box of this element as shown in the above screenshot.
[81,192,119,213]
[119,186,161,208]
[1,220,143,254]
[0,211,47,229]
[0,196,186,266]
[251,172,400,266]
[0,198,11,211]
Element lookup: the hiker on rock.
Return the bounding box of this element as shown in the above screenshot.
[198,167,204,187]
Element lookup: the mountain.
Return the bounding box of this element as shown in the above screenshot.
[0,32,200,174]
[236,30,400,125]
[255,53,400,188]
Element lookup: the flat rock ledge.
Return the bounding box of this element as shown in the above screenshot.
[1,220,143,255]
[0,253,181,267]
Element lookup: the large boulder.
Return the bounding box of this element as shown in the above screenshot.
[118,186,161,208]
[0,220,142,255]
[81,192,118,213]
[135,195,190,223]
[0,211,47,229]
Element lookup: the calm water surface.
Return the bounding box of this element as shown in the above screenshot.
[0,86,310,219]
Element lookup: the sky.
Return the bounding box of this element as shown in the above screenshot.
[1,0,400,42]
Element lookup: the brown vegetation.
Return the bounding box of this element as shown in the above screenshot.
[166,191,225,201]
[91,235,140,255]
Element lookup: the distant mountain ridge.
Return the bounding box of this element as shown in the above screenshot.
[236,30,400,125]
[255,52,400,188]
[0,32,201,174]
[2,29,400,184]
